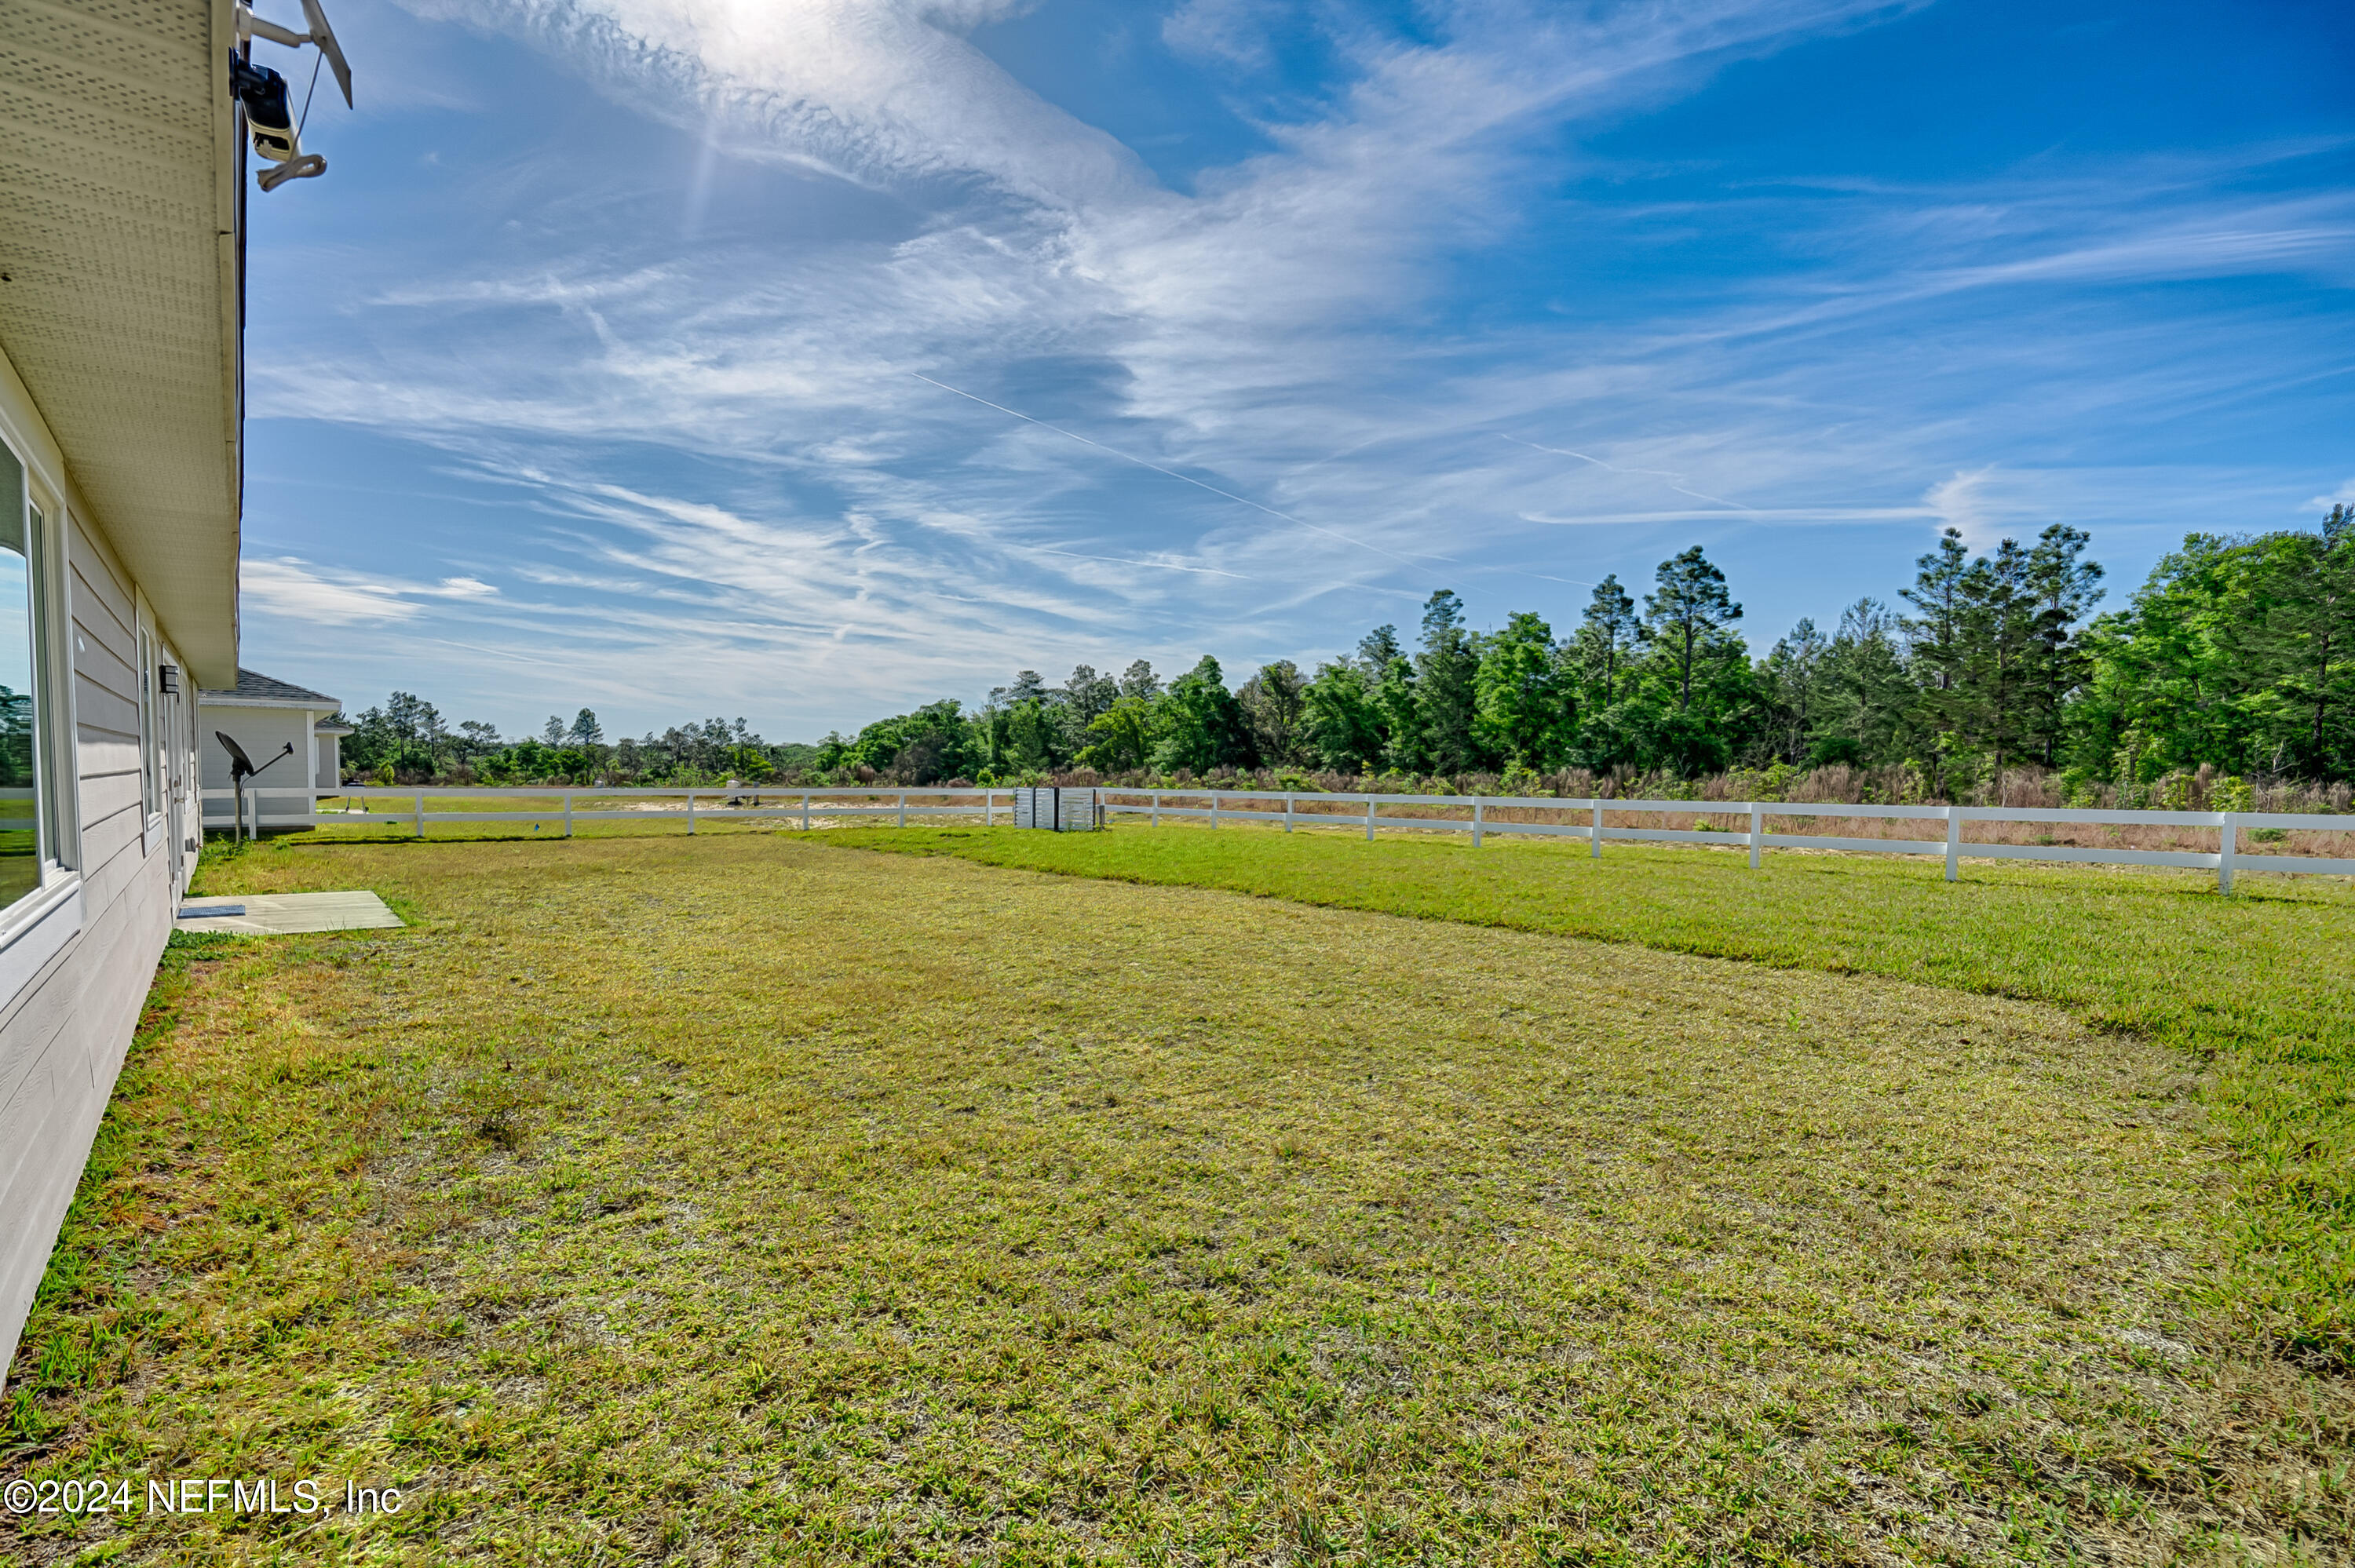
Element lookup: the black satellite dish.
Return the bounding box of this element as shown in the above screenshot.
[216,732,294,839]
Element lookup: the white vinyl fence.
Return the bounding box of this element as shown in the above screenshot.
[204,784,2355,895]
[203,785,1013,837]
[1097,788,2355,894]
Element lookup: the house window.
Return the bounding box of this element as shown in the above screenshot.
[0,438,60,911]
[139,626,158,817]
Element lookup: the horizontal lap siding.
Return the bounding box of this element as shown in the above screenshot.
[75,678,138,742]
[0,510,178,1384]
[0,942,72,1145]
[68,544,133,657]
[0,892,155,1355]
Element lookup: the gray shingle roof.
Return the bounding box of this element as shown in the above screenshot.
[197,668,344,708]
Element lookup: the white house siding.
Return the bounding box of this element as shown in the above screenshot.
[0,509,195,1373]
[0,0,243,1384]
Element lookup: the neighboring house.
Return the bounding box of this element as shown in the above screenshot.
[1,2,252,1379]
[198,669,346,830]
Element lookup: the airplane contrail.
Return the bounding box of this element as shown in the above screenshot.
[1500,432,1752,512]
[1036,546,1247,579]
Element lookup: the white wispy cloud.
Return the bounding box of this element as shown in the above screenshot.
[243,559,503,624]
[2308,478,2355,512]
[405,0,1142,203]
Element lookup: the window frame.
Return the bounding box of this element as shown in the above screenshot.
[0,439,74,937]
[137,621,159,821]
[23,488,75,884]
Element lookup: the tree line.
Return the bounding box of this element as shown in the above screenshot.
[334,508,2352,796]
[823,509,2350,793]
[338,697,818,786]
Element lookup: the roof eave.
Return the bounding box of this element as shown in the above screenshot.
[0,0,245,686]
[199,693,341,709]
[203,0,242,689]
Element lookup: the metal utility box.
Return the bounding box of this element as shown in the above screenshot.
[1012,786,1102,831]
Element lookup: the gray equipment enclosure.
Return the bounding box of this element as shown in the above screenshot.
[1011,786,1103,832]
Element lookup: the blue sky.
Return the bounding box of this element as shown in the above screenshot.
[235,0,2355,741]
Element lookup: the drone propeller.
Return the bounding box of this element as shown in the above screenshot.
[238,1,353,108]
[300,0,354,109]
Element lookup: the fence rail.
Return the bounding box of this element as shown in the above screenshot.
[203,785,1010,836]
[202,785,2355,895]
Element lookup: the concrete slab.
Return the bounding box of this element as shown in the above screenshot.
[175,891,404,936]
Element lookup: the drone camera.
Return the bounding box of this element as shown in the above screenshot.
[229,55,298,161]
[232,0,352,191]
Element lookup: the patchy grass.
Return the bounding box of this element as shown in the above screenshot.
[3,832,2350,1563]
[838,823,2355,1373]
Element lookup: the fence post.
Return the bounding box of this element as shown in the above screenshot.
[1285,793,1294,833]
[1365,797,1376,841]
[802,792,811,830]
[1748,804,1762,870]
[984,789,994,826]
[898,791,907,829]
[1210,791,1220,829]
[1944,806,1960,882]
[688,790,697,834]
[1472,796,1484,848]
[1590,800,1602,859]
[2218,812,2236,896]
[564,790,574,838]
[414,792,425,840]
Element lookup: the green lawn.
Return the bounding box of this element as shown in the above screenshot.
[3,830,2349,1563]
[836,822,2355,1369]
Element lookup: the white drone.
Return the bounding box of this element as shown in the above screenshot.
[231,0,353,191]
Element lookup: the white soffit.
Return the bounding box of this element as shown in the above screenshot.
[0,0,239,684]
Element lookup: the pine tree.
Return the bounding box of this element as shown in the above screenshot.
[2021,524,2104,765]
[1062,665,1118,726]
[1901,528,1973,785]
[1570,575,1638,709]
[1414,590,1482,772]
[1816,598,1914,767]
[1762,618,1827,764]
[1902,529,1971,697]
[1640,547,1741,711]
[1358,625,1404,669]
[1058,665,1119,753]
[1960,538,2037,769]
[2263,507,2355,774]
[1118,661,1163,702]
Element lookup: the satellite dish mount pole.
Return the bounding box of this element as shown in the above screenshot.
[215,733,295,843]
